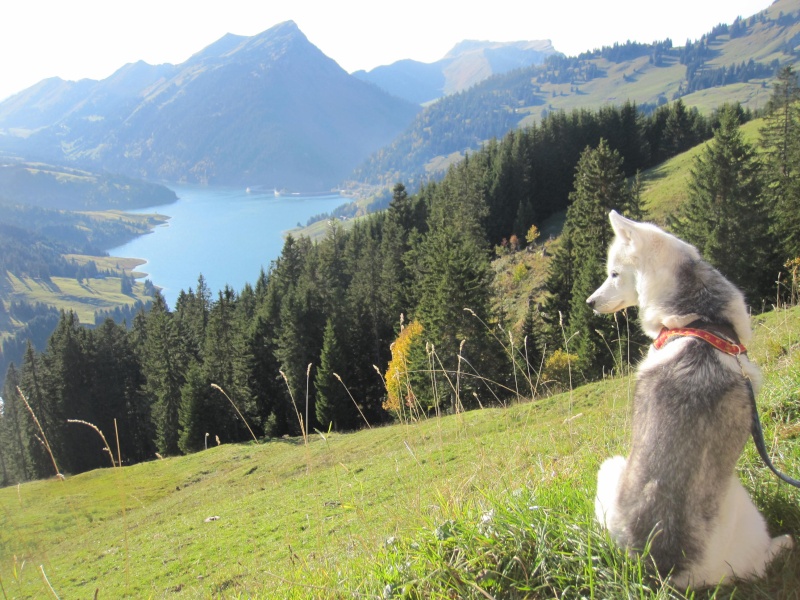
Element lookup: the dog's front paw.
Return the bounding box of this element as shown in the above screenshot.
[595,455,626,527]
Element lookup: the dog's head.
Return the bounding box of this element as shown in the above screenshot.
[586,211,640,313]
[587,210,696,315]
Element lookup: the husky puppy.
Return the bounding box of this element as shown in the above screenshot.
[587,210,792,588]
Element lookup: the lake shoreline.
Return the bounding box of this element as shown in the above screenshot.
[107,185,348,306]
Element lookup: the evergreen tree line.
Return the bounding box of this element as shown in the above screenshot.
[2,85,798,484]
[683,59,778,95]
[356,97,718,203]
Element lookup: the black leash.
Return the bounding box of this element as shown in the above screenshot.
[744,377,800,489]
[656,320,800,489]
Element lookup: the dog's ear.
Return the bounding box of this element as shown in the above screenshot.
[609,210,640,245]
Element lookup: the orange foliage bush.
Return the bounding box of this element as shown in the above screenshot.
[383,321,424,416]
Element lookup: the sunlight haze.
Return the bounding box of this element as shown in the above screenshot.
[0,0,773,101]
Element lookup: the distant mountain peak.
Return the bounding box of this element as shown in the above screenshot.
[0,19,419,189]
[354,38,557,104]
[444,39,555,59]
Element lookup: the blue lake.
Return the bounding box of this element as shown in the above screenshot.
[109,185,346,307]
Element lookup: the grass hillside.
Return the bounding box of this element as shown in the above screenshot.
[4,271,150,325]
[0,210,166,338]
[528,0,800,123]
[2,304,798,599]
[640,118,763,224]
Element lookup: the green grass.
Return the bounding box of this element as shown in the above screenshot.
[63,254,150,279]
[640,146,701,225]
[640,118,764,225]
[2,306,799,599]
[5,272,151,324]
[0,209,165,335]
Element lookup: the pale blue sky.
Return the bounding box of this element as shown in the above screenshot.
[0,0,773,101]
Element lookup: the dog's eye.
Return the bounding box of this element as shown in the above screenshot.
[610,271,619,279]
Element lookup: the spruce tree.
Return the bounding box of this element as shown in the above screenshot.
[346,230,392,423]
[1,364,31,482]
[381,183,415,327]
[760,65,800,260]
[203,287,256,443]
[140,293,186,455]
[543,139,643,379]
[314,319,354,431]
[41,311,94,473]
[90,319,152,464]
[174,274,211,363]
[19,341,54,476]
[178,361,212,453]
[413,175,496,409]
[672,107,777,305]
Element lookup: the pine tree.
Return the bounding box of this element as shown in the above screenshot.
[139,293,186,455]
[672,107,777,305]
[543,139,643,379]
[19,341,54,477]
[314,319,354,431]
[1,365,32,483]
[760,65,800,260]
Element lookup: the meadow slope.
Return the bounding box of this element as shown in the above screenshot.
[1,305,798,599]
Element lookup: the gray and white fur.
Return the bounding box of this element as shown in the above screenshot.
[588,210,792,588]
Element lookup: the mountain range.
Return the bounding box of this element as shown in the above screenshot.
[352,39,556,104]
[352,0,800,192]
[0,22,420,190]
[2,1,800,196]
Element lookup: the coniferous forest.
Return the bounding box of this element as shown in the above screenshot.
[3,69,800,484]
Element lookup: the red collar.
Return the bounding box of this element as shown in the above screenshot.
[653,326,747,356]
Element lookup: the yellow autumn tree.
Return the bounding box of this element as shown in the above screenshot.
[542,348,578,389]
[383,321,424,417]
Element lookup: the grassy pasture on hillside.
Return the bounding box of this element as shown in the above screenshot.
[640,118,763,224]
[5,273,151,325]
[1,305,798,599]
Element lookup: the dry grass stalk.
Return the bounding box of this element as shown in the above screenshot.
[455,339,466,413]
[17,387,62,478]
[210,384,259,444]
[333,373,372,429]
[305,363,313,445]
[280,370,308,444]
[114,419,130,593]
[39,565,59,599]
[66,420,116,468]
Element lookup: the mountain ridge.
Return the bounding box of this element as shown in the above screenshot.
[0,20,419,189]
[353,38,557,104]
[350,0,800,195]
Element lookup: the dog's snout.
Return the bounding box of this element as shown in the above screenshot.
[586,296,596,308]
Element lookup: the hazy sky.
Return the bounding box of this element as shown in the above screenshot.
[0,0,773,101]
